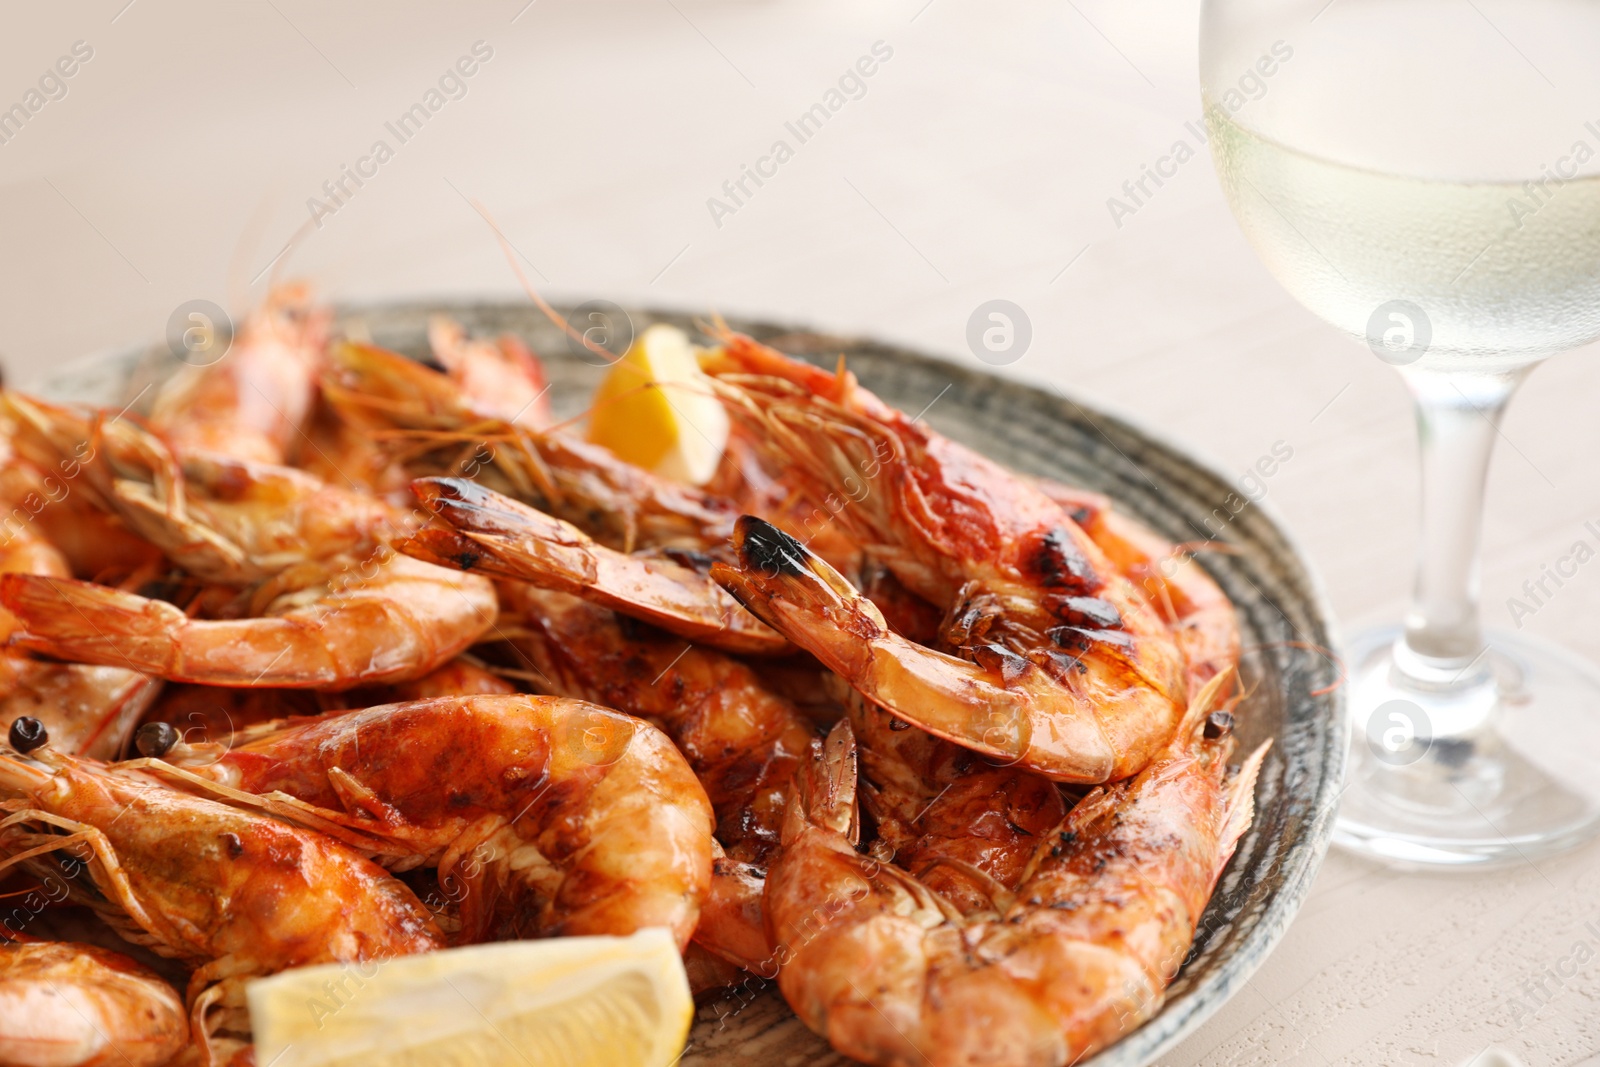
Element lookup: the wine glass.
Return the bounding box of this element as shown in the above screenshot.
[1201,0,1600,867]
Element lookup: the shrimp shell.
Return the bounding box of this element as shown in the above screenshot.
[0,551,498,690]
[847,693,1067,917]
[496,582,814,971]
[402,476,787,656]
[149,283,328,466]
[0,748,444,1058]
[765,674,1268,1067]
[169,695,715,951]
[1034,480,1241,694]
[705,336,1189,781]
[0,941,186,1067]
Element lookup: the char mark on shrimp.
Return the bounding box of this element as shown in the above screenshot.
[1025,526,1097,592]
[1044,593,1122,630]
[1047,625,1136,653]
[734,516,810,578]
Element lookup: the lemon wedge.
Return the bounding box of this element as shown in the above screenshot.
[247,929,693,1067]
[588,323,729,485]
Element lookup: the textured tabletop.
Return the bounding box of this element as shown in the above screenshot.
[1,2,1597,1064]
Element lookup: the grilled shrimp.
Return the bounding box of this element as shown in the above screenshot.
[0,940,186,1067]
[149,283,328,465]
[500,583,810,862]
[0,748,444,1061]
[0,445,162,583]
[402,476,786,656]
[427,315,552,429]
[765,674,1268,1067]
[0,397,499,689]
[1,549,497,690]
[163,695,714,950]
[104,447,395,588]
[497,582,813,969]
[705,335,1186,780]
[1035,480,1240,694]
[323,339,736,552]
[5,393,397,583]
[716,517,1175,783]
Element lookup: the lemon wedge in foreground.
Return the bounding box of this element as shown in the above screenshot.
[248,929,692,1067]
[588,323,729,485]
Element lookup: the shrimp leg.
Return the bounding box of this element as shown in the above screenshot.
[847,692,1067,916]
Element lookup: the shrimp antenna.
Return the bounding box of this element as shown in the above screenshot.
[260,213,318,294]
[1239,639,1346,698]
[469,198,620,365]
[226,190,279,317]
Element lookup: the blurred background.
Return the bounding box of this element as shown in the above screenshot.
[2,2,1599,1063]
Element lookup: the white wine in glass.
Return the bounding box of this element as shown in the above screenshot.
[1202,0,1600,866]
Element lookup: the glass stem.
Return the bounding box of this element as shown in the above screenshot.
[1395,364,1530,684]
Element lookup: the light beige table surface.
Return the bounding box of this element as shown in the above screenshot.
[2,3,1597,1064]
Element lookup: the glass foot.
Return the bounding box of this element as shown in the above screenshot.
[1334,624,1600,868]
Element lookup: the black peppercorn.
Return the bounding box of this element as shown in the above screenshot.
[135,722,180,758]
[9,717,47,754]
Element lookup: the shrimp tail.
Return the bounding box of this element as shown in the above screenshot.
[1171,665,1269,880]
[714,516,890,687]
[395,526,499,576]
[409,479,789,656]
[716,516,1125,783]
[412,476,561,549]
[1218,739,1272,873]
[0,575,179,675]
[404,476,593,586]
